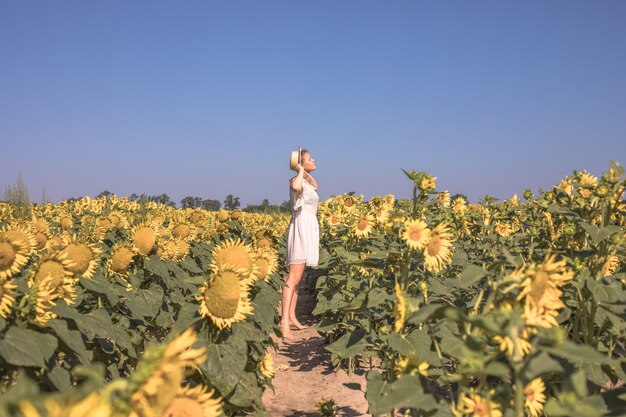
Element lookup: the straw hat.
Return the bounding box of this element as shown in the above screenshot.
[290,146,302,171]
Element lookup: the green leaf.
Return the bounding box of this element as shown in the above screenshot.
[227,371,263,408]
[546,340,610,365]
[48,365,71,390]
[180,257,203,274]
[366,373,436,415]
[366,287,392,308]
[325,327,368,359]
[46,319,92,364]
[202,334,248,397]
[525,352,564,379]
[122,285,164,318]
[52,303,133,355]
[458,265,486,288]
[251,281,279,334]
[0,326,58,367]
[144,255,170,277]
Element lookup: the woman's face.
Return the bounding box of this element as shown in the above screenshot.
[302,152,316,172]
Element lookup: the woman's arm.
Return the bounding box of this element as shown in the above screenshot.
[290,165,305,193]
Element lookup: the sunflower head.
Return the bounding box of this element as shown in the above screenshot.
[253,248,278,282]
[402,219,431,251]
[131,221,161,257]
[353,214,374,238]
[107,244,136,279]
[209,238,258,281]
[59,235,102,279]
[0,279,17,319]
[393,282,407,333]
[259,351,275,379]
[196,264,254,330]
[423,223,454,273]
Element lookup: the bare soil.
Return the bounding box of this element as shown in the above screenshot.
[262,280,370,417]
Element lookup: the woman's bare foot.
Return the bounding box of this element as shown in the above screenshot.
[290,317,309,330]
[280,321,295,340]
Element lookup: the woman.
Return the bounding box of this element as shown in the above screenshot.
[280,149,319,340]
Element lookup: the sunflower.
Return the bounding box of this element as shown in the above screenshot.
[578,170,598,198]
[59,214,74,230]
[109,211,128,230]
[0,224,36,279]
[259,351,275,379]
[30,252,77,305]
[41,392,112,417]
[196,264,254,330]
[423,223,454,273]
[420,176,437,192]
[107,244,136,279]
[0,279,17,318]
[494,221,512,237]
[493,326,532,360]
[59,235,102,279]
[402,219,431,251]
[452,197,467,214]
[602,252,620,276]
[209,238,258,281]
[170,222,197,241]
[394,354,429,378]
[517,253,574,328]
[158,384,223,417]
[124,328,207,417]
[437,191,451,207]
[555,177,574,196]
[31,276,58,325]
[254,248,278,282]
[353,214,374,238]
[461,392,502,417]
[521,378,546,417]
[373,207,390,225]
[131,221,161,257]
[393,282,407,333]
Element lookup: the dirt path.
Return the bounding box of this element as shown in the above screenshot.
[262,280,370,417]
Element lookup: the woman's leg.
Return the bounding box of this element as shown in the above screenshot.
[289,285,308,329]
[279,262,306,339]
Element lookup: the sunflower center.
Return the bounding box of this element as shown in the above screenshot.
[134,227,157,255]
[111,247,134,272]
[409,228,423,242]
[529,270,550,303]
[98,218,112,230]
[427,235,442,255]
[256,258,269,278]
[357,220,369,231]
[163,397,205,417]
[0,242,16,269]
[35,260,66,288]
[60,216,73,229]
[172,224,191,239]
[214,246,252,278]
[33,220,48,233]
[472,400,489,417]
[203,270,241,319]
[61,244,93,274]
[257,238,271,248]
[34,232,48,250]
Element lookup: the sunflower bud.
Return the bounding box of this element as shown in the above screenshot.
[523,189,534,200]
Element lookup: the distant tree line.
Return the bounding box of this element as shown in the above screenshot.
[94,191,291,213]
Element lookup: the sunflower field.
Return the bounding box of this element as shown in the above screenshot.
[0,197,287,417]
[1,161,625,417]
[311,161,626,417]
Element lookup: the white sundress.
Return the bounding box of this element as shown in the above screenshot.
[285,178,320,267]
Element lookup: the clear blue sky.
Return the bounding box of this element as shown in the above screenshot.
[1,1,625,206]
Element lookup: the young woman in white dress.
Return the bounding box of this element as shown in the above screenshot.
[280,149,319,340]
